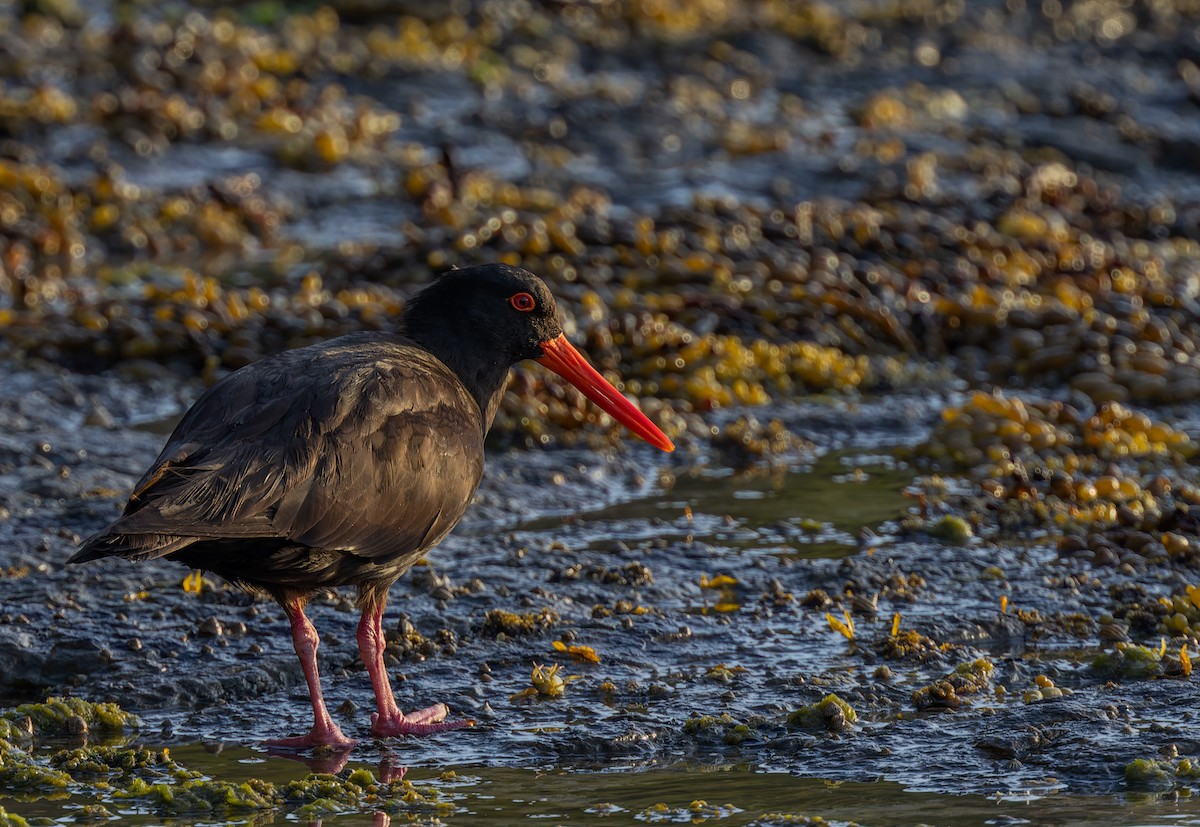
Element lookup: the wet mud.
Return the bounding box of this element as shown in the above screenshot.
[3,0,1200,824]
[3,364,1200,825]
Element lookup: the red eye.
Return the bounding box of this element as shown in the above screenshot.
[509,292,536,312]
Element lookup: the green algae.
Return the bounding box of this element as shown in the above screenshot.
[686,710,748,744]
[3,697,138,737]
[1126,758,1178,791]
[95,763,452,819]
[682,712,772,745]
[0,719,31,745]
[50,745,191,780]
[0,738,72,796]
[0,700,144,798]
[293,796,350,817]
[0,758,72,796]
[283,770,378,806]
[1126,757,1172,786]
[74,804,113,823]
[1124,755,1200,792]
[374,774,457,819]
[925,515,973,544]
[0,695,451,821]
[0,807,30,827]
[723,723,756,745]
[113,775,278,813]
[786,694,857,733]
[683,713,739,735]
[1092,643,1163,680]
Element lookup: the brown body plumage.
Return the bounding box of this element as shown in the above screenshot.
[74,333,484,607]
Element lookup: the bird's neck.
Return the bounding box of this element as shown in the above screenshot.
[401,323,511,432]
[444,352,510,432]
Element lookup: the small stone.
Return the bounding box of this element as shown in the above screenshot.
[198,616,224,637]
[67,714,88,736]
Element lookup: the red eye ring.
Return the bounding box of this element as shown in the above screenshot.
[509,292,536,312]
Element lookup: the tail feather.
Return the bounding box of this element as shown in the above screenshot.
[69,529,197,564]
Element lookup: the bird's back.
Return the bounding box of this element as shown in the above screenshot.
[72,331,488,596]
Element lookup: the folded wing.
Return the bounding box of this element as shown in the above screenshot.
[72,334,485,565]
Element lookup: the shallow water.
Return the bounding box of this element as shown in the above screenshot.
[5,738,1200,826]
[518,448,915,559]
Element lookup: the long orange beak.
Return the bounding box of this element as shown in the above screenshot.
[537,334,675,452]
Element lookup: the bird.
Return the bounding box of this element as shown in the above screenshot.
[70,263,674,749]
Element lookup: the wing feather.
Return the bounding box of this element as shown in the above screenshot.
[77,333,486,564]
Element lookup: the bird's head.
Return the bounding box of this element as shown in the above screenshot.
[402,264,673,452]
[420,264,564,361]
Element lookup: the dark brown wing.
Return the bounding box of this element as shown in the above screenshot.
[72,332,485,565]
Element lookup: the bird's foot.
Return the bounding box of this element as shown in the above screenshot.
[370,703,475,737]
[265,725,357,752]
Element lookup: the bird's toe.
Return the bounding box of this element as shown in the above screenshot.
[265,728,357,751]
[370,705,473,737]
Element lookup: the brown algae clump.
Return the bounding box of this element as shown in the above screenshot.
[1154,585,1200,638]
[551,640,601,664]
[682,712,768,745]
[873,628,953,663]
[710,416,811,471]
[683,712,740,735]
[786,694,857,733]
[921,392,1195,474]
[480,607,560,638]
[912,659,995,710]
[914,392,1198,543]
[639,801,742,821]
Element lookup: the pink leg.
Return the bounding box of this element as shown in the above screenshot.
[357,601,474,737]
[266,598,356,750]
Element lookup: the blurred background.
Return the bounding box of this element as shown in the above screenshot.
[3,0,1200,448]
